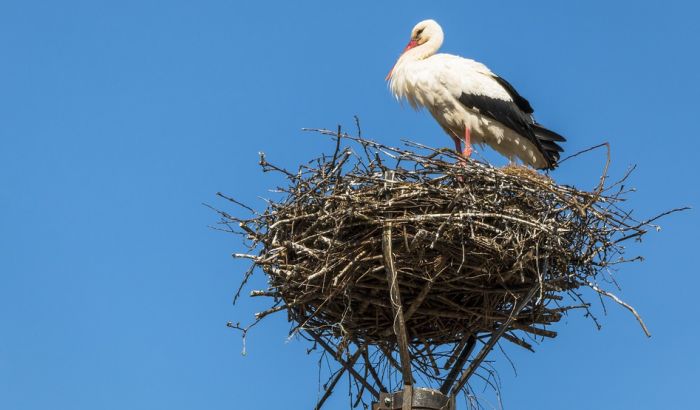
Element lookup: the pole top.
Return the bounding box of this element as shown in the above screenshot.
[373,387,455,410]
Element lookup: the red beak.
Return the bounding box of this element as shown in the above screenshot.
[386,39,419,81]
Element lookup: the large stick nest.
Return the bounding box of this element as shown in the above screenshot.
[223,130,678,352]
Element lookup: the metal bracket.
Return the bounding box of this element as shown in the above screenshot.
[373,387,456,410]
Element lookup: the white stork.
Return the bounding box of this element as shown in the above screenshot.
[386,19,565,170]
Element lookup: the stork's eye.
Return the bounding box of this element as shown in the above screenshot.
[416,28,424,36]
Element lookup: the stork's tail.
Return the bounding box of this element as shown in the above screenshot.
[531,123,566,170]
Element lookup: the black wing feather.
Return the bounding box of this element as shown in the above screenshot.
[457,92,535,145]
[457,89,565,169]
[492,75,534,114]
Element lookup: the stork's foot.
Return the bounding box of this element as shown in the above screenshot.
[456,152,469,167]
[455,151,469,183]
[462,146,473,158]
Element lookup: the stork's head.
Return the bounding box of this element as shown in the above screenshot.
[386,19,444,81]
[409,19,443,47]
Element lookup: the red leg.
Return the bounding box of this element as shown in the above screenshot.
[451,136,462,154]
[462,128,473,158]
[451,136,467,169]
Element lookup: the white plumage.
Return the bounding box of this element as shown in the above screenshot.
[387,19,565,170]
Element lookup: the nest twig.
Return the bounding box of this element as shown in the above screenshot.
[217,128,685,406]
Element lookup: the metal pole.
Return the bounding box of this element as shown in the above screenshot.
[373,387,456,410]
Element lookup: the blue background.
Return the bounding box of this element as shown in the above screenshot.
[1,1,697,409]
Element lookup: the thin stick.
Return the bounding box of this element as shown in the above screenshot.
[305,330,380,399]
[588,282,651,337]
[439,335,476,394]
[451,285,539,396]
[362,349,387,393]
[314,347,364,410]
[382,170,414,386]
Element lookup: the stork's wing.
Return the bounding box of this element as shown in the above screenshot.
[456,90,538,152]
[437,56,565,168]
[492,75,533,114]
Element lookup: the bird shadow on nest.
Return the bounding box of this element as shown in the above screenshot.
[211,124,687,409]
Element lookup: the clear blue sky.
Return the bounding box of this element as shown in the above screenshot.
[1,1,698,409]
